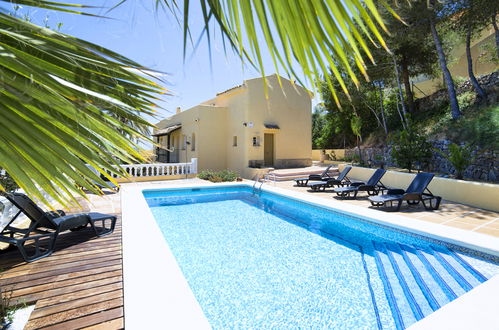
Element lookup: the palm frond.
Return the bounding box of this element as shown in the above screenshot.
[0,11,166,206]
[159,0,392,105]
[1,0,100,15]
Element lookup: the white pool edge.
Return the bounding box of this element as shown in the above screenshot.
[121,181,499,329]
[121,182,212,330]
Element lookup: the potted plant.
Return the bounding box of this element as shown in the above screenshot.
[0,288,13,330]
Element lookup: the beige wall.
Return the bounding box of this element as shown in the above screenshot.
[216,87,249,175]
[338,164,499,212]
[157,105,229,171]
[413,28,498,97]
[154,74,312,177]
[197,106,228,171]
[244,75,312,168]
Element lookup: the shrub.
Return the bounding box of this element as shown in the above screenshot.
[343,153,360,164]
[0,287,13,326]
[391,126,432,172]
[0,169,19,194]
[456,91,476,109]
[198,169,238,183]
[432,105,498,149]
[440,143,473,179]
[197,170,214,180]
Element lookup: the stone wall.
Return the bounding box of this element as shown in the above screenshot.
[344,141,498,183]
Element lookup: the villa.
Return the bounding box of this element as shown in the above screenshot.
[1,1,499,329]
[152,74,313,178]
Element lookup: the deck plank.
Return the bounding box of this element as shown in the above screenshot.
[0,212,124,329]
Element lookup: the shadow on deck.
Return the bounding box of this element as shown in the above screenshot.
[0,216,123,329]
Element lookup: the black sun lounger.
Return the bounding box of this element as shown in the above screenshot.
[333,168,386,198]
[0,193,116,262]
[294,165,336,186]
[307,166,352,191]
[86,164,119,192]
[368,172,442,211]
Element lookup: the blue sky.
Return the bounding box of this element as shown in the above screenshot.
[19,0,319,120]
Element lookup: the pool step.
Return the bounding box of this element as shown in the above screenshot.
[372,242,488,329]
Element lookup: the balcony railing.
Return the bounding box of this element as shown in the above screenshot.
[0,159,198,229]
[106,158,198,179]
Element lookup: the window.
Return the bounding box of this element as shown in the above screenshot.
[191,133,196,151]
[182,135,187,150]
[233,136,238,147]
[252,136,260,147]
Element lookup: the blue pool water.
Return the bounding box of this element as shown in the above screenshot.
[144,186,499,329]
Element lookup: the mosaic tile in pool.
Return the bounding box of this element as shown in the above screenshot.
[144,186,499,329]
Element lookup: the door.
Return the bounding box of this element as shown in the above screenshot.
[264,133,274,167]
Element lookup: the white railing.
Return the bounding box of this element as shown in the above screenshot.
[0,196,17,230]
[106,158,198,179]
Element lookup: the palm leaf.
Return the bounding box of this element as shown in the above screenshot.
[0,6,166,206]
[159,0,393,105]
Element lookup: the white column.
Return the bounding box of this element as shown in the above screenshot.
[191,158,198,174]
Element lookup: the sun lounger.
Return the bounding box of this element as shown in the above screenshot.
[307,166,352,191]
[333,168,386,198]
[294,165,336,186]
[0,193,116,262]
[86,164,119,192]
[368,172,442,211]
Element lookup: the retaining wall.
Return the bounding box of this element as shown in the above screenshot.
[339,164,499,212]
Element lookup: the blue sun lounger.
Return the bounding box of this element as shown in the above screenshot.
[293,164,336,186]
[333,168,386,198]
[307,166,352,191]
[0,193,116,262]
[368,172,442,211]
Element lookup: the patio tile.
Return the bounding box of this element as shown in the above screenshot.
[274,179,499,238]
[414,215,451,224]
[437,220,480,231]
[482,220,499,229]
[474,226,499,238]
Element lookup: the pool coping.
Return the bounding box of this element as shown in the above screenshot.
[121,180,499,329]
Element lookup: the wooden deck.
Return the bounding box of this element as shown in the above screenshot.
[0,212,123,329]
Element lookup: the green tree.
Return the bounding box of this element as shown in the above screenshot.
[0,0,394,205]
[487,0,499,57]
[350,115,363,163]
[391,125,433,173]
[452,0,495,101]
[380,1,439,114]
[429,0,461,119]
[312,107,326,149]
[318,72,380,149]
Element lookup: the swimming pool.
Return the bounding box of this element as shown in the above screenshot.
[143,185,499,329]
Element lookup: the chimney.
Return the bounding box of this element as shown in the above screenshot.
[176,107,181,114]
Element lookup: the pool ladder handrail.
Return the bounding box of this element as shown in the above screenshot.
[252,170,276,194]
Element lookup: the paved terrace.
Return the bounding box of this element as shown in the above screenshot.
[271,180,499,238]
[0,177,497,329]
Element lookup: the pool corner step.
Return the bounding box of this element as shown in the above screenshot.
[372,241,488,329]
